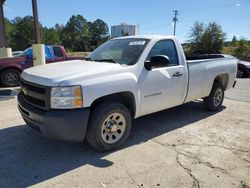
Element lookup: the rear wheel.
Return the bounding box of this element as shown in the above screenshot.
[0,69,20,87]
[86,102,132,151]
[203,82,224,111]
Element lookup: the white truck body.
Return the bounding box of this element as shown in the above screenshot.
[18,35,237,150]
[21,35,237,118]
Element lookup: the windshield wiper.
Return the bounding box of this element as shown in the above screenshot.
[85,57,94,61]
[95,59,118,64]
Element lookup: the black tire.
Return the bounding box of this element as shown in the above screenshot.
[203,82,224,111]
[86,102,132,152]
[237,68,246,78]
[0,68,21,87]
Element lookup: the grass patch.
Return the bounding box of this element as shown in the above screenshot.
[67,52,91,57]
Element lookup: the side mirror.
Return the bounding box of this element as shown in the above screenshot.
[145,55,170,70]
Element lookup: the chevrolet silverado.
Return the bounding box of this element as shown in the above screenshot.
[17,35,237,151]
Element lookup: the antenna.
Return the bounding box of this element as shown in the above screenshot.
[173,10,179,36]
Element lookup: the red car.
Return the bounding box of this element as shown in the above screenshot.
[0,45,85,87]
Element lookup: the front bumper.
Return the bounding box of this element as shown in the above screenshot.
[18,93,90,142]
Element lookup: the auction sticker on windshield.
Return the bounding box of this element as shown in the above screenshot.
[129,41,146,46]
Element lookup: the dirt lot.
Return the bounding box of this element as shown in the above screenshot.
[0,79,249,188]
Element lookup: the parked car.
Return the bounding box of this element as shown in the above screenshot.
[0,45,85,87]
[237,60,250,78]
[17,35,237,151]
[12,51,23,57]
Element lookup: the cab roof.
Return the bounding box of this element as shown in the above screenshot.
[111,35,177,40]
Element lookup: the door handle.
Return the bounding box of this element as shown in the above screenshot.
[173,72,183,77]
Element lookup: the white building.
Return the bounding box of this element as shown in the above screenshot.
[111,23,139,38]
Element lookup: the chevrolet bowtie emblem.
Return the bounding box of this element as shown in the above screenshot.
[22,87,28,95]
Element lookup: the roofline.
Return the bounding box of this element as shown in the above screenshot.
[111,35,177,40]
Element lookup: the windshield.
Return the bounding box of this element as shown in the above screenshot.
[88,38,149,65]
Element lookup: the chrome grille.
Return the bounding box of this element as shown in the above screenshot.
[20,79,50,110]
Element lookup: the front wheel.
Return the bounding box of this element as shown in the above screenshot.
[0,68,21,87]
[203,82,224,111]
[86,102,132,151]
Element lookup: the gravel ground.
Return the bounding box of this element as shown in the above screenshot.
[0,79,249,188]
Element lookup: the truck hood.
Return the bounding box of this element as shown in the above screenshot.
[21,60,125,86]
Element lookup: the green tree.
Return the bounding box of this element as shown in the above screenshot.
[4,18,14,47]
[41,27,61,45]
[201,22,226,54]
[234,39,250,59]
[61,15,90,51]
[188,22,226,55]
[232,35,237,45]
[5,14,110,52]
[88,19,109,50]
[10,16,35,50]
[187,22,205,55]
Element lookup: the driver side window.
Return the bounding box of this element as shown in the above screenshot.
[147,40,179,66]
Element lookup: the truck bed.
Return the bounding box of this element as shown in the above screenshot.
[185,56,238,103]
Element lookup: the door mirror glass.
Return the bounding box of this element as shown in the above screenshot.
[145,55,170,70]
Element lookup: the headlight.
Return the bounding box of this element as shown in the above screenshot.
[50,86,83,109]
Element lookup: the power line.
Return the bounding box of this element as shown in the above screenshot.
[173,10,178,36]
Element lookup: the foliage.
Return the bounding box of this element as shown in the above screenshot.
[187,22,204,55]
[222,38,250,59]
[41,27,61,45]
[4,18,14,46]
[88,19,109,50]
[4,15,109,52]
[8,16,35,51]
[187,22,226,55]
[233,39,250,59]
[232,35,237,45]
[60,15,89,51]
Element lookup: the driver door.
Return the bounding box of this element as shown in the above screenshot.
[139,40,188,116]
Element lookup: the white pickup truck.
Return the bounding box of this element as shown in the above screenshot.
[18,35,237,151]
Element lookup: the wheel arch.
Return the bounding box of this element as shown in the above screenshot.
[0,67,22,75]
[237,67,246,78]
[214,74,229,90]
[90,91,136,119]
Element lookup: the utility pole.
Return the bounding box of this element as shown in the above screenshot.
[0,0,12,58]
[31,0,45,66]
[32,0,41,43]
[0,0,6,48]
[173,10,178,36]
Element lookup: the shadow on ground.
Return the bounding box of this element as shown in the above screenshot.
[0,101,224,187]
[0,88,19,101]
